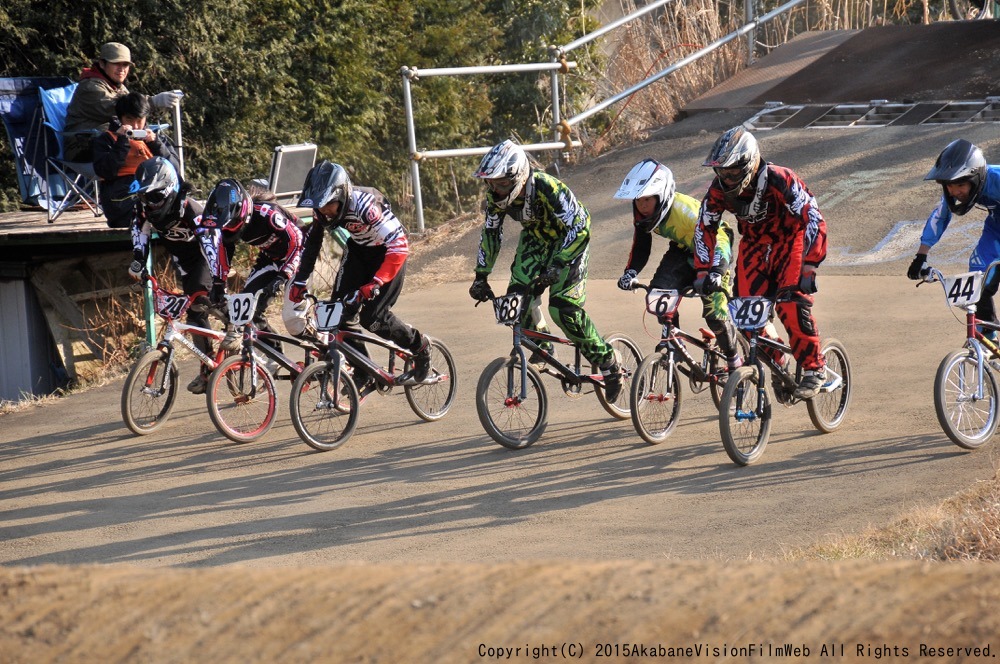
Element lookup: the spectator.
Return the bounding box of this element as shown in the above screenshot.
[92,92,177,228]
[64,41,181,162]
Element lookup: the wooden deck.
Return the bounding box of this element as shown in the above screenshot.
[0,206,128,247]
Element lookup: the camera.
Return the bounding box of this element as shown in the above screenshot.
[126,129,149,139]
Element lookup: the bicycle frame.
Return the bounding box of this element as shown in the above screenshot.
[922,261,1000,400]
[503,312,608,402]
[730,295,844,413]
[636,284,729,388]
[146,277,229,375]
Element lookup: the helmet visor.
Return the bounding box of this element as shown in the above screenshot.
[486,177,515,197]
[713,166,744,187]
[139,190,168,210]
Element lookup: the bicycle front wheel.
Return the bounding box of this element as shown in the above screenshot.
[594,332,642,419]
[934,348,999,450]
[476,356,548,449]
[121,348,179,435]
[290,361,361,452]
[807,338,852,433]
[719,365,772,466]
[630,352,683,445]
[207,355,278,443]
[404,337,458,421]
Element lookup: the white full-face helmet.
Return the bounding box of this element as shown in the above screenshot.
[614,159,676,233]
[473,139,530,209]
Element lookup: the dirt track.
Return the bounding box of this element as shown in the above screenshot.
[4,24,1000,662]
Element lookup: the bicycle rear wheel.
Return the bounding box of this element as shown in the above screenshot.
[476,356,548,449]
[404,337,458,421]
[121,348,179,435]
[290,361,361,451]
[807,338,852,433]
[934,348,999,449]
[594,332,642,419]
[207,355,278,443]
[718,365,772,466]
[630,352,683,445]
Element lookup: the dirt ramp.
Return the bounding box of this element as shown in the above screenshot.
[2,561,998,662]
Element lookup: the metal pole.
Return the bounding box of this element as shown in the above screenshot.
[549,45,562,144]
[745,0,756,65]
[170,91,185,180]
[400,68,425,233]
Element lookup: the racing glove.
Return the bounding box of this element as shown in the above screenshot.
[288,281,308,303]
[693,271,723,295]
[617,269,638,291]
[799,266,818,294]
[128,259,146,281]
[907,253,928,281]
[469,275,494,302]
[357,278,383,301]
[537,263,563,287]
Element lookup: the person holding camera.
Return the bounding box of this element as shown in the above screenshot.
[64,42,182,162]
[92,92,178,228]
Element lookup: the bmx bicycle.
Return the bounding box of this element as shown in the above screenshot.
[120,275,230,435]
[205,292,324,443]
[919,261,1000,449]
[717,293,852,466]
[288,294,457,452]
[628,284,748,445]
[475,289,641,449]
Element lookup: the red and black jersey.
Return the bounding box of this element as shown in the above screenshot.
[694,164,827,274]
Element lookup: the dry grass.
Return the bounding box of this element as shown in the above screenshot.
[792,468,1000,562]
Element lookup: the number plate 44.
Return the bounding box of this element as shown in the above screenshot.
[943,271,984,308]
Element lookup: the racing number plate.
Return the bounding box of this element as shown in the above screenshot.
[728,296,773,331]
[942,271,984,308]
[645,288,682,318]
[314,301,344,332]
[493,293,523,325]
[154,291,188,319]
[227,293,259,326]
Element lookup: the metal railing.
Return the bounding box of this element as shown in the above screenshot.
[400,0,809,232]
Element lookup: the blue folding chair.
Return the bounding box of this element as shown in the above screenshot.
[38,83,103,223]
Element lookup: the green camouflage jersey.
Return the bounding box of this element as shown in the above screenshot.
[475,170,591,275]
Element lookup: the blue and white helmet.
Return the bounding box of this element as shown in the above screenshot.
[614,159,676,233]
[473,139,530,210]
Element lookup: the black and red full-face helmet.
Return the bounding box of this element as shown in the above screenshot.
[925,139,987,216]
[202,178,253,242]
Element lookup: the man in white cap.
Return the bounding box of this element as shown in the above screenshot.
[64,42,181,161]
